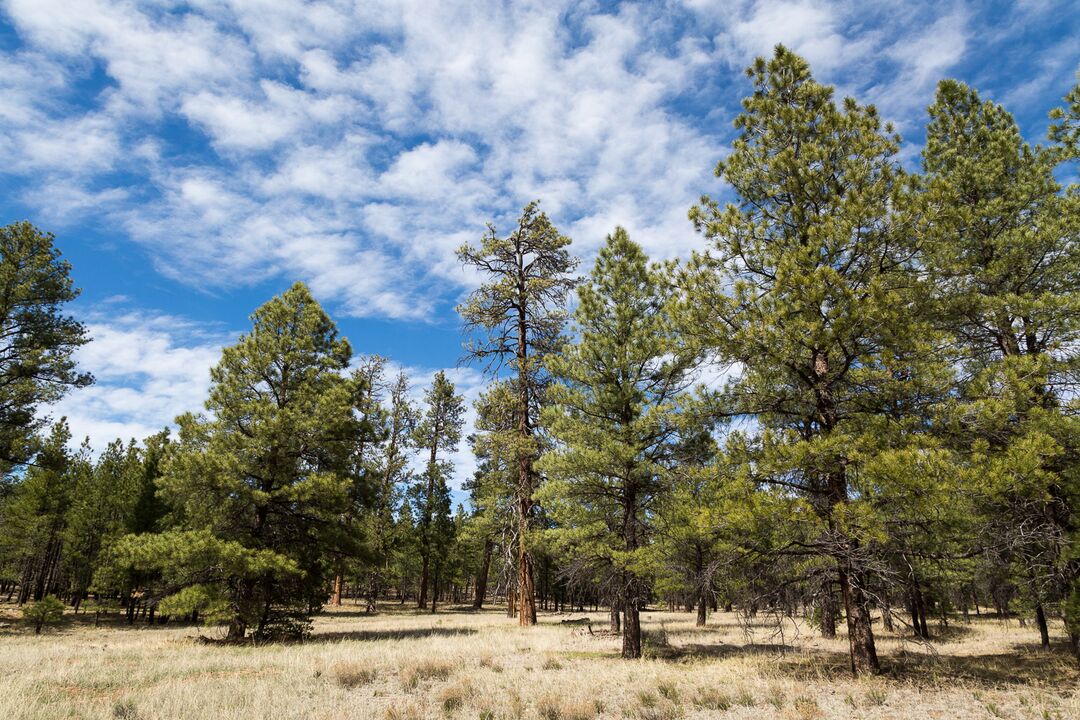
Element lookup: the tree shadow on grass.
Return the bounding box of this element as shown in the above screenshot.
[306,627,479,644]
[644,635,1079,689]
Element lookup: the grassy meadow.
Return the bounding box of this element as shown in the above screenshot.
[1,603,1077,720]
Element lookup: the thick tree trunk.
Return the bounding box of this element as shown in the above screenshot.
[473,538,493,610]
[840,565,880,675]
[1035,603,1050,649]
[696,593,708,627]
[610,600,621,633]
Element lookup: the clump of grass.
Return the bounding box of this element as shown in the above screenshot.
[864,686,887,706]
[112,701,142,720]
[478,655,503,672]
[401,659,453,690]
[636,690,658,709]
[792,695,822,720]
[693,687,731,711]
[536,694,600,720]
[734,687,755,706]
[542,656,563,670]
[437,680,471,714]
[634,702,682,720]
[657,681,679,702]
[332,661,378,689]
[986,702,1005,718]
[384,701,425,720]
[764,684,785,709]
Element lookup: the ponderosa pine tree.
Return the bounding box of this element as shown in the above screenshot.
[681,46,940,675]
[457,202,578,626]
[540,228,696,658]
[0,222,91,471]
[412,371,465,612]
[918,80,1080,652]
[102,283,368,640]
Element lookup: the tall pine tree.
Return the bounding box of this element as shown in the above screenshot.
[457,202,577,626]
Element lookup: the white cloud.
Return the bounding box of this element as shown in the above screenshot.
[48,308,229,449]
[1,0,1071,330]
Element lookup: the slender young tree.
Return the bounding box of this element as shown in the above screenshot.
[541,228,695,658]
[681,46,938,675]
[412,371,465,612]
[457,202,578,626]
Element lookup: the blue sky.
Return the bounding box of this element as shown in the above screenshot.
[1,0,1077,486]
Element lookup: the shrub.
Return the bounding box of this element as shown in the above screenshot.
[22,595,64,634]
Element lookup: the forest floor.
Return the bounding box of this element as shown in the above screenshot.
[0,602,1077,720]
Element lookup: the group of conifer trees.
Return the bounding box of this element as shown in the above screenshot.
[1,47,1078,675]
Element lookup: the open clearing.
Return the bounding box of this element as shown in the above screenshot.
[1,604,1076,720]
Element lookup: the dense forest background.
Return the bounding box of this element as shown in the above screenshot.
[2,47,1078,677]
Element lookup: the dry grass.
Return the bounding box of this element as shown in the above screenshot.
[0,601,1077,719]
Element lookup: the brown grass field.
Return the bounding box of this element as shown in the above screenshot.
[1,602,1077,719]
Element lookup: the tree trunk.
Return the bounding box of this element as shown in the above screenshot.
[331,572,344,606]
[515,252,538,628]
[517,494,537,625]
[820,577,837,639]
[610,600,621,633]
[473,538,493,610]
[621,487,642,659]
[840,564,880,675]
[226,616,246,641]
[1035,603,1050,649]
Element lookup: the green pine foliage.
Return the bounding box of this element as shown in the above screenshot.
[540,228,697,658]
[0,222,91,471]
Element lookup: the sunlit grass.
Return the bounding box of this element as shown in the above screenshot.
[0,602,1076,719]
